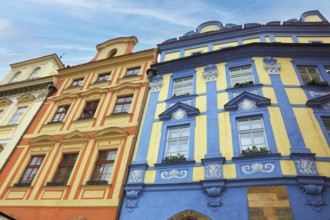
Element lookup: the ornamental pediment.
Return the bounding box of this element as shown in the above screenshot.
[59,130,90,143]
[29,135,57,146]
[224,91,271,111]
[17,94,36,104]
[80,88,108,98]
[110,82,142,92]
[53,93,79,103]
[306,93,330,109]
[94,127,128,139]
[0,98,12,107]
[159,102,199,121]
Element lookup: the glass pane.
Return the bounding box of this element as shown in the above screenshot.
[240,133,252,146]
[297,66,307,74]
[107,151,117,160]
[36,157,44,165]
[167,141,178,153]
[125,96,133,102]
[63,167,73,183]
[251,118,262,129]
[54,167,66,182]
[117,98,125,103]
[180,127,189,137]
[238,120,250,131]
[307,67,318,74]
[179,140,189,151]
[168,128,179,138]
[99,152,108,161]
[30,157,38,165]
[114,105,123,112]
[123,104,131,112]
[311,75,321,82]
[253,132,266,145]
[93,164,104,181]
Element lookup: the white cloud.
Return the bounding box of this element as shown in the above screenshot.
[44,44,94,51]
[0,47,18,56]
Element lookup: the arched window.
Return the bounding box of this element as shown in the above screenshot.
[28,67,41,79]
[168,210,211,220]
[9,71,21,83]
[108,49,117,58]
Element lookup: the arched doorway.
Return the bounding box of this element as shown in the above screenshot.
[168,210,211,220]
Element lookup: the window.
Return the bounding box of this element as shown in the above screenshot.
[237,117,268,153]
[321,117,330,137]
[125,67,140,77]
[9,71,21,83]
[19,156,44,184]
[297,66,322,84]
[52,106,69,122]
[113,96,132,113]
[96,73,110,82]
[91,150,117,181]
[325,66,330,78]
[8,107,26,125]
[172,77,193,97]
[80,100,99,118]
[108,49,117,58]
[165,126,189,159]
[53,154,78,184]
[229,65,254,87]
[71,78,84,87]
[28,67,40,79]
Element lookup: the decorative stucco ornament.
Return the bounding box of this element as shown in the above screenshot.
[202,69,218,82]
[160,169,187,179]
[295,159,317,175]
[172,109,187,120]
[149,80,163,92]
[206,164,221,178]
[128,169,143,183]
[242,163,275,174]
[238,99,257,110]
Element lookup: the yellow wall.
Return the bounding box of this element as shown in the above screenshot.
[253,57,272,84]
[242,38,260,44]
[285,88,307,104]
[298,37,330,43]
[262,87,277,103]
[195,115,207,161]
[213,42,238,50]
[158,74,171,100]
[303,15,323,22]
[215,63,227,90]
[293,108,330,156]
[219,112,233,159]
[276,58,300,85]
[146,122,162,164]
[280,160,297,175]
[184,46,208,57]
[275,37,293,43]
[164,51,180,62]
[200,25,221,33]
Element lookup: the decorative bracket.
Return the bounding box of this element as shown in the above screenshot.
[203,64,218,82]
[149,80,163,92]
[125,184,144,212]
[299,184,326,212]
[263,57,281,75]
[202,180,226,211]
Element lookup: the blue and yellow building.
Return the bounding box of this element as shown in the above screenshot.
[120,11,330,220]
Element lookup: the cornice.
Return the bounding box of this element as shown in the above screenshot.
[59,49,157,75]
[10,54,64,69]
[153,43,330,74]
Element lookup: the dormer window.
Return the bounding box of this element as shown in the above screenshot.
[125,67,140,77]
[71,78,84,87]
[28,67,41,79]
[9,71,21,83]
[108,49,117,58]
[97,73,110,82]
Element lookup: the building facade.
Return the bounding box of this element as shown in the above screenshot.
[120,11,330,220]
[0,54,63,171]
[0,37,157,220]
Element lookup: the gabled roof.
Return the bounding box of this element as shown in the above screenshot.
[224,91,271,111]
[159,102,199,121]
[306,93,330,107]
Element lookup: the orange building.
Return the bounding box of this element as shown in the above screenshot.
[0,37,157,220]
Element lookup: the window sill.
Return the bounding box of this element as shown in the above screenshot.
[0,124,18,128]
[232,153,281,161]
[226,83,263,91]
[154,160,196,167]
[77,116,95,121]
[47,121,64,125]
[168,94,197,101]
[46,182,67,187]
[66,85,82,89]
[110,111,130,116]
[12,182,31,187]
[85,180,109,185]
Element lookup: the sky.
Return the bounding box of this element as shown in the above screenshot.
[1,0,330,80]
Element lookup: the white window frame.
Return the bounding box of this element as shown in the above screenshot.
[237,117,268,153]
[172,77,193,97]
[8,107,27,125]
[165,126,190,159]
[229,65,254,87]
[297,66,322,84]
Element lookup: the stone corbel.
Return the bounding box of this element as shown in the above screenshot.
[263,57,281,75]
[298,177,326,212]
[125,184,144,212]
[299,184,326,212]
[202,180,226,211]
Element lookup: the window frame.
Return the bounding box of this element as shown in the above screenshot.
[70,78,84,87]
[80,100,99,119]
[236,117,269,154]
[8,107,27,125]
[52,153,78,184]
[296,65,323,84]
[113,96,133,113]
[9,71,21,83]
[90,150,117,182]
[168,69,196,100]
[164,125,190,159]
[229,65,255,87]
[19,156,44,185]
[96,73,111,82]
[52,105,70,122]
[28,67,41,79]
[125,67,140,77]
[172,77,193,97]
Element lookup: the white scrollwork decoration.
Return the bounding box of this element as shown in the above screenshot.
[128,169,143,183]
[238,99,257,110]
[309,91,330,98]
[264,63,281,75]
[295,159,316,175]
[242,163,275,174]
[160,169,187,179]
[206,164,221,178]
[202,69,218,82]
[149,80,163,92]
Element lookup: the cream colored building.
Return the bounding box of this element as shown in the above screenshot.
[0,54,64,171]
